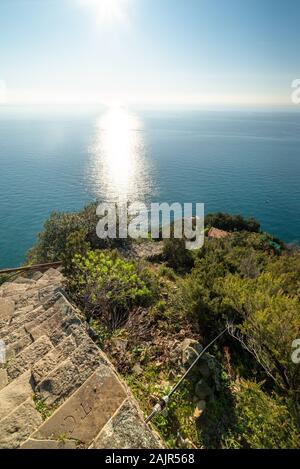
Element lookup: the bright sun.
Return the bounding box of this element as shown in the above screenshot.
[79,0,128,24]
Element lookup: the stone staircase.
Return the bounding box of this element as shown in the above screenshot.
[0,268,162,449]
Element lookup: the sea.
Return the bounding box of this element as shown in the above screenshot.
[0,106,299,268]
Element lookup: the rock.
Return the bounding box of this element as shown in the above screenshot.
[194,400,206,419]
[132,363,143,376]
[195,379,213,400]
[90,399,162,449]
[181,338,203,367]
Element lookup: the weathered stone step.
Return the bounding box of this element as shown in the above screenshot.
[90,399,161,449]
[0,305,45,340]
[13,277,36,285]
[32,335,77,384]
[3,300,75,359]
[6,332,33,360]
[36,338,106,407]
[6,335,53,381]
[4,324,31,347]
[0,398,43,449]
[0,369,8,390]
[0,298,15,328]
[0,282,29,299]
[28,303,82,347]
[0,371,34,421]
[14,283,61,310]
[21,438,77,449]
[22,366,127,449]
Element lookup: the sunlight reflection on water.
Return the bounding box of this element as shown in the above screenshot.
[88,107,153,204]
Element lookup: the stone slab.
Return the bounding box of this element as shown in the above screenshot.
[0,370,34,421]
[32,335,77,384]
[0,298,15,326]
[33,366,127,446]
[91,399,162,449]
[0,369,8,390]
[0,399,43,449]
[21,438,76,449]
[7,335,53,380]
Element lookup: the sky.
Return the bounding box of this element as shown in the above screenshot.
[0,0,299,109]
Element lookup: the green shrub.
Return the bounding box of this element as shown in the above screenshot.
[67,250,153,330]
[163,238,194,273]
[224,380,300,449]
[27,211,84,263]
[27,202,131,264]
[157,265,177,281]
[221,271,300,393]
[205,212,260,233]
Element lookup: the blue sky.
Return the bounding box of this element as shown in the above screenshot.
[0,0,299,108]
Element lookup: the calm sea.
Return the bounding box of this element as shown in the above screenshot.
[0,107,299,268]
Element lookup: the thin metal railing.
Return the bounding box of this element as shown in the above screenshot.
[0,261,62,276]
[145,326,230,423]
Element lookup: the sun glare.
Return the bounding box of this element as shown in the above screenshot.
[79,0,128,24]
[89,107,149,203]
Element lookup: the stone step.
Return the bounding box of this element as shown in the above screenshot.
[13,277,36,285]
[3,300,74,359]
[28,303,82,347]
[6,335,54,381]
[0,298,15,328]
[36,338,106,407]
[14,283,61,310]
[90,399,162,449]
[3,324,31,347]
[0,369,8,390]
[0,398,43,449]
[21,438,77,449]
[0,371,34,421]
[32,335,77,384]
[23,366,127,449]
[0,305,45,340]
[6,333,33,360]
[0,283,30,299]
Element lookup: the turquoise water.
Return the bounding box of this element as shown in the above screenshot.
[0,108,300,268]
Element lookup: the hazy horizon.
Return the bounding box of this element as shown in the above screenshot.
[1,0,300,109]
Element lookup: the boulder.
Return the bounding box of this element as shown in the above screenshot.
[181,338,203,368]
[195,379,213,400]
[198,358,210,378]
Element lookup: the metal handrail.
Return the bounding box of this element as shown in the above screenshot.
[0,261,62,275]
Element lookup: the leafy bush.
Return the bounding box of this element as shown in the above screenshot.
[157,264,177,281]
[27,211,84,263]
[224,380,300,449]
[163,238,194,273]
[66,250,153,330]
[27,202,131,264]
[221,271,300,393]
[205,212,260,233]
